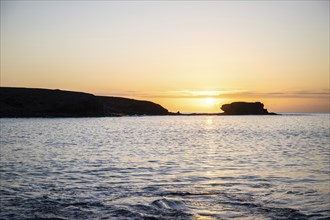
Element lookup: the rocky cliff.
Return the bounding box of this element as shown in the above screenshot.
[98,96,169,116]
[0,87,169,117]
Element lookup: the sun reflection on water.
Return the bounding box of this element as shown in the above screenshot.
[206,116,214,125]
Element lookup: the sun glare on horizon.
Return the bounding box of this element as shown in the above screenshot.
[205,97,217,106]
[0,1,328,113]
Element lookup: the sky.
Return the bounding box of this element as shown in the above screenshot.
[1,1,329,113]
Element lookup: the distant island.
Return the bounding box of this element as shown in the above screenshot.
[220,102,276,115]
[0,87,276,117]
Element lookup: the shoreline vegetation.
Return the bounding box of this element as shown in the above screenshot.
[0,87,276,117]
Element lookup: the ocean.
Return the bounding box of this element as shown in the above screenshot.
[0,114,329,219]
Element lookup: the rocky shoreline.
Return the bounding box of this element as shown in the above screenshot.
[0,87,276,117]
[0,87,169,117]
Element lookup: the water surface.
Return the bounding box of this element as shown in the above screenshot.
[1,115,329,219]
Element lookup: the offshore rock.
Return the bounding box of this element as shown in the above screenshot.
[221,102,274,115]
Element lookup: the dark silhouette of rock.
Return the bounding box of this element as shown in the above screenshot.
[0,87,169,117]
[98,96,169,116]
[221,102,275,115]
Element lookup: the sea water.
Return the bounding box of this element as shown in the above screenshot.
[0,114,329,219]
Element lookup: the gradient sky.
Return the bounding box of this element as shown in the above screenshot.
[1,1,329,113]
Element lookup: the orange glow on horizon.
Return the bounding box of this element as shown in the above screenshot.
[1,1,328,113]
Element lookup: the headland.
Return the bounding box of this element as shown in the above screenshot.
[0,87,276,117]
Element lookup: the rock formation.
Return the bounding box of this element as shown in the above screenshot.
[98,96,169,116]
[221,102,274,115]
[0,87,169,117]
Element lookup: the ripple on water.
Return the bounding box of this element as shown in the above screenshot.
[0,115,329,219]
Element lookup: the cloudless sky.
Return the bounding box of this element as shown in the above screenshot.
[1,1,329,112]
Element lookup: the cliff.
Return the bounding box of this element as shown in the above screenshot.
[221,102,275,115]
[0,87,169,117]
[98,96,169,116]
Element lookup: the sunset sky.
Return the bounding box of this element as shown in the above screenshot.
[1,1,329,113]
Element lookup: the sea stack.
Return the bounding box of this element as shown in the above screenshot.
[221,102,274,115]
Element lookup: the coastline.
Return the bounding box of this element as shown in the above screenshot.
[0,87,278,118]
